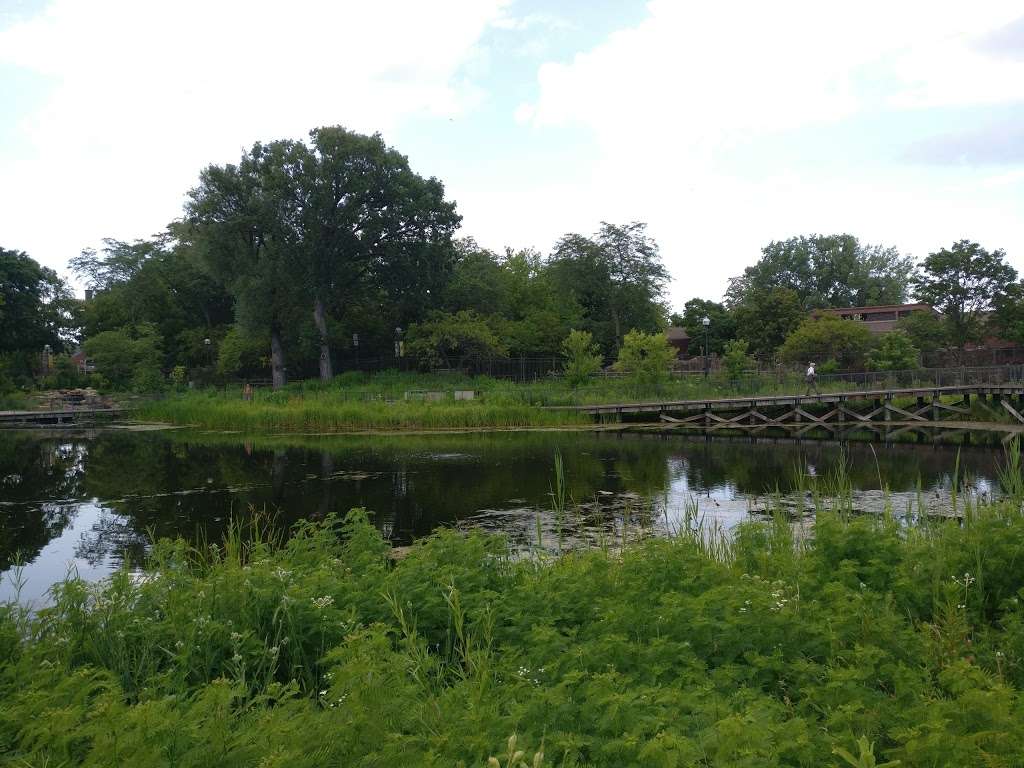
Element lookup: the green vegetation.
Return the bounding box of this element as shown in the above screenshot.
[6,479,1024,766]
[778,316,874,369]
[865,331,921,372]
[561,330,602,389]
[4,124,1021,397]
[137,366,1002,432]
[613,330,675,391]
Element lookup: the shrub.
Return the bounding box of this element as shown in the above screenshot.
[721,339,752,383]
[865,330,920,371]
[562,329,602,388]
[83,323,163,390]
[778,316,873,369]
[614,329,675,390]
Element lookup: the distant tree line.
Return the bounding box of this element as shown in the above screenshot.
[2,126,1022,391]
[675,234,1022,372]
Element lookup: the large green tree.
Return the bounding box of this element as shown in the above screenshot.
[548,222,668,356]
[911,240,1017,352]
[0,247,79,380]
[727,234,912,311]
[298,127,460,380]
[185,139,304,388]
[730,286,805,359]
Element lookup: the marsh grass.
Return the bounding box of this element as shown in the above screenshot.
[138,371,996,434]
[5,459,1024,764]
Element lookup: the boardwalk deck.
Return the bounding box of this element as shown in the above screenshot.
[0,407,127,426]
[546,383,1024,426]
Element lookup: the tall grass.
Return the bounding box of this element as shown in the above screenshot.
[5,487,1024,765]
[139,389,589,432]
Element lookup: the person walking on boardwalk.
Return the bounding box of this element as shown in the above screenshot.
[804,361,819,395]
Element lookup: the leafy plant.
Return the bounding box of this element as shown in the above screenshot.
[561,329,602,388]
[613,329,675,390]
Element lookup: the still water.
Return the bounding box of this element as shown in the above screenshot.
[0,427,1007,605]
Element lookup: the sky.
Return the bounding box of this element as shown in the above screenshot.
[2,0,1023,309]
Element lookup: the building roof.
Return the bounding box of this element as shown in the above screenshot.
[815,301,937,313]
[665,326,690,341]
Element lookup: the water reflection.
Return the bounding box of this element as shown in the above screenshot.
[0,428,1008,604]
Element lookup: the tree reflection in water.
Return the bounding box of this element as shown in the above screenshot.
[0,428,1007,601]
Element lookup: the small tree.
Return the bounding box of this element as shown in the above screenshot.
[83,323,163,390]
[721,339,752,383]
[562,330,603,388]
[778,317,873,369]
[865,331,920,371]
[614,329,675,390]
[896,311,947,364]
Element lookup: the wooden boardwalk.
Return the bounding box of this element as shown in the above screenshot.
[0,407,127,427]
[547,383,1024,431]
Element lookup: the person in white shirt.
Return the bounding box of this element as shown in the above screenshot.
[804,362,819,395]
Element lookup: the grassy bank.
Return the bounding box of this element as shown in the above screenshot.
[136,370,972,432]
[5,496,1024,765]
[138,390,589,431]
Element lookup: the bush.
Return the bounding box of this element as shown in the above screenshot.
[865,331,920,371]
[778,316,873,369]
[613,329,675,390]
[721,339,752,383]
[83,324,163,390]
[562,329,602,388]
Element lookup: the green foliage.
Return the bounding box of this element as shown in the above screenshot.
[613,329,675,390]
[39,355,88,389]
[778,316,874,368]
[678,298,735,355]
[727,233,913,311]
[865,331,920,371]
[217,325,268,377]
[549,222,669,356]
[83,324,164,390]
[405,310,509,368]
[0,246,80,378]
[730,286,805,359]
[912,239,1017,351]
[561,330,603,388]
[721,338,752,382]
[896,311,948,363]
[5,501,1024,765]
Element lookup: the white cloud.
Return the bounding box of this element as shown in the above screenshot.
[0,0,508,278]
[508,0,1024,305]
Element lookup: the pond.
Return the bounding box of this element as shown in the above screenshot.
[0,426,1009,605]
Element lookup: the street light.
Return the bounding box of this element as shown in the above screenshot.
[702,316,710,379]
[204,337,212,368]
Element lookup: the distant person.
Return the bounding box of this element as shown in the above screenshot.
[242,382,253,402]
[804,362,819,395]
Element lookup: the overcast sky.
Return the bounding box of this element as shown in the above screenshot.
[2,0,1023,308]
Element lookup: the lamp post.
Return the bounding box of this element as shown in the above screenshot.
[352,333,360,368]
[204,337,212,367]
[702,316,710,379]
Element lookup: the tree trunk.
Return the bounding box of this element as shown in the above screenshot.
[270,325,287,389]
[313,296,333,381]
[610,302,622,345]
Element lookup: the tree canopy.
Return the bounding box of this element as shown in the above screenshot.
[727,234,913,311]
[912,240,1016,352]
[0,247,79,381]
